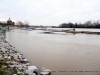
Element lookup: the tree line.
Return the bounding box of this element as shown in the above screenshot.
[59,20,100,28]
[0,22,7,27]
[15,21,29,28]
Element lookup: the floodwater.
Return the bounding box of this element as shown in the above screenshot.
[6,28,100,75]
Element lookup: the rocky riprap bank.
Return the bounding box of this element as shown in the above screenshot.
[0,34,51,75]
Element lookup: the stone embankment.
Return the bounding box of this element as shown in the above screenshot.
[0,34,51,75]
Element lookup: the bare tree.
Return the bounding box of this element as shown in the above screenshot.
[16,20,30,28]
[24,21,30,28]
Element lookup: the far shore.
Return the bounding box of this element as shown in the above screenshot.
[66,31,100,35]
[42,28,100,35]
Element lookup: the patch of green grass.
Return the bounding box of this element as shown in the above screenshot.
[0,68,6,75]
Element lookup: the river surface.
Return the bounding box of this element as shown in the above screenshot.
[6,28,100,75]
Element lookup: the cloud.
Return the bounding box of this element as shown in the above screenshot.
[0,0,100,25]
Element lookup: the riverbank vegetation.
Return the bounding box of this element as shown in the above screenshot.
[59,20,100,28]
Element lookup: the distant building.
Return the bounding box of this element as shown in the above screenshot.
[7,18,15,25]
[0,18,15,26]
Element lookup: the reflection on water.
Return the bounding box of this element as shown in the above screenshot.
[6,29,100,75]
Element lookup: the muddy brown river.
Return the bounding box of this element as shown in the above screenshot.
[6,29,100,75]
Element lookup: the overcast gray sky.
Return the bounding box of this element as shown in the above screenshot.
[0,0,100,26]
